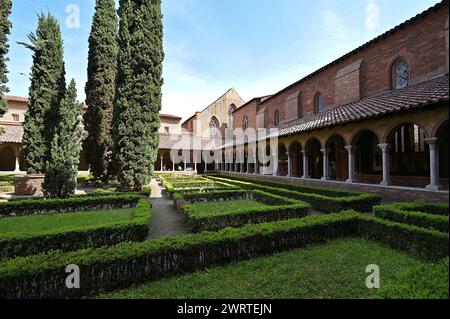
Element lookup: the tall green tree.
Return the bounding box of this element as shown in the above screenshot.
[0,0,12,121]
[84,0,118,183]
[44,80,86,198]
[113,0,164,191]
[20,13,66,174]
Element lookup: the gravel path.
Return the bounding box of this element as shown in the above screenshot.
[147,179,191,240]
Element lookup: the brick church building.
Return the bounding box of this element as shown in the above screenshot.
[212,1,449,191]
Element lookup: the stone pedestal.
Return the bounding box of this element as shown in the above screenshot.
[14,174,45,196]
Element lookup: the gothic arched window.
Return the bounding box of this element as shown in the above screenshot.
[209,117,219,138]
[227,104,237,129]
[393,59,409,90]
[274,110,280,127]
[243,115,248,131]
[315,93,325,114]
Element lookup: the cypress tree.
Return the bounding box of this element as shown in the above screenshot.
[113,0,164,191]
[84,0,118,183]
[0,0,12,120]
[44,80,86,198]
[20,13,66,174]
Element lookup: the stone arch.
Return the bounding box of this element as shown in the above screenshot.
[0,144,17,171]
[278,143,288,176]
[305,137,323,179]
[431,116,449,137]
[288,141,303,177]
[381,120,430,143]
[352,129,382,184]
[325,134,348,181]
[386,122,429,181]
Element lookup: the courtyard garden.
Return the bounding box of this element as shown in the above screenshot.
[0,172,448,299]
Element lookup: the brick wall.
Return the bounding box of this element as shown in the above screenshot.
[257,3,449,129]
[224,172,449,203]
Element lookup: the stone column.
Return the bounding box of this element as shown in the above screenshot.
[287,152,292,177]
[425,138,443,191]
[172,161,175,172]
[160,157,163,172]
[321,149,330,180]
[344,145,356,183]
[272,153,278,177]
[14,149,21,173]
[183,161,187,171]
[378,144,391,186]
[301,150,309,179]
[194,160,198,172]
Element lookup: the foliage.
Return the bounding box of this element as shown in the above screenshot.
[44,80,86,198]
[0,0,12,120]
[20,13,66,174]
[84,0,119,183]
[0,198,151,260]
[0,194,142,217]
[206,175,380,213]
[112,0,164,191]
[374,203,449,233]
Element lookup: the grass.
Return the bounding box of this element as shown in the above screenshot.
[98,238,448,299]
[186,200,269,216]
[0,208,136,236]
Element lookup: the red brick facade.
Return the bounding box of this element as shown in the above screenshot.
[237,2,449,130]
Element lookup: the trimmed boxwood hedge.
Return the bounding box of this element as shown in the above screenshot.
[0,194,143,217]
[0,211,447,298]
[205,175,380,213]
[374,203,449,233]
[0,198,151,260]
[181,190,311,232]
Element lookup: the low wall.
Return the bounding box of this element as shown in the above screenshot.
[221,172,449,203]
[14,175,45,196]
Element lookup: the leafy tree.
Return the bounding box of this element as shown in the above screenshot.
[84,0,118,183]
[20,13,66,174]
[44,80,86,198]
[0,0,12,122]
[113,0,164,191]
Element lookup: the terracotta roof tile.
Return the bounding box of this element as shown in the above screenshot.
[219,75,449,148]
[0,124,23,144]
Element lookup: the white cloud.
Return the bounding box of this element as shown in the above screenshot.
[365,1,380,30]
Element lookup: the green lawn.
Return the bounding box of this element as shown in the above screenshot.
[0,208,136,235]
[186,200,269,216]
[98,238,448,299]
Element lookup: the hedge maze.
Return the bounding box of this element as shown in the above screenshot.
[0,172,448,299]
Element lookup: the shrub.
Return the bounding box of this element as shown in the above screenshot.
[0,194,142,217]
[357,213,449,260]
[0,212,360,298]
[374,204,449,233]
[0,198,151,260]
[0,210,447,298]
[181,190,311,232]
[206,175,380,213]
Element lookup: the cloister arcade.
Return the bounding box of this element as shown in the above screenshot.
[215,108,449,191]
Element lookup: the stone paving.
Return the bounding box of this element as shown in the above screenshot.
[147,179,191,240]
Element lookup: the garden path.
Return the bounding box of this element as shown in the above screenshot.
[147,179,191,240]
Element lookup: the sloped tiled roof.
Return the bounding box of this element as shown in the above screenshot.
[0,124,23,143]
[218,75,449,148]
[159,134,218,150]
[268,75,449,139]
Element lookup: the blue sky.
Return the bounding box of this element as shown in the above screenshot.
[6,0,442,120]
